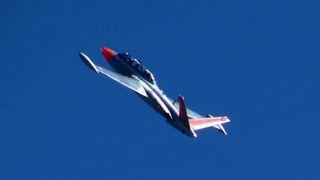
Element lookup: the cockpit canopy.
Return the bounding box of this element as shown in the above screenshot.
[117,52,131,62]
[117,53,155,84]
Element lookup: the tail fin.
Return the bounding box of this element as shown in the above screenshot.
[177,95,190,128]
[189,116,230,135]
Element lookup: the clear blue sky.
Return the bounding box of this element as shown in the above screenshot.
[1,0,320,179]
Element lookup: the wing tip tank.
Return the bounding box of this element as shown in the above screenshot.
[79,52,99,73]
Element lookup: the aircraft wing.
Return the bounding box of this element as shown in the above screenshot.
[96,66,148,97]
[79,52,148,97]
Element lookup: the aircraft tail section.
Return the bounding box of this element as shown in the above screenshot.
[176,95,230,136]
[189,116,230,135]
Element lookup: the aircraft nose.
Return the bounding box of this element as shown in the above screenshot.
[101,47,116,61]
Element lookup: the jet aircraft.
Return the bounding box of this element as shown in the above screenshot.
[79,47,230,138]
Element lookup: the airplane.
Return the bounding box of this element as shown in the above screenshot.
[79,47,230,138]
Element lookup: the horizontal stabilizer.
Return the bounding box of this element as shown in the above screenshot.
[189,116,230,135]
[207,114,228,135]
[216,123,227,135]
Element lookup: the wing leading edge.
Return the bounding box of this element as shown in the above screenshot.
[79,52,148,97]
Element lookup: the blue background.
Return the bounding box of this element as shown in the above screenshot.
[1,0,320,179]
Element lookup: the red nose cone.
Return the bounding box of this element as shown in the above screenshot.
[101,47,116,61]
